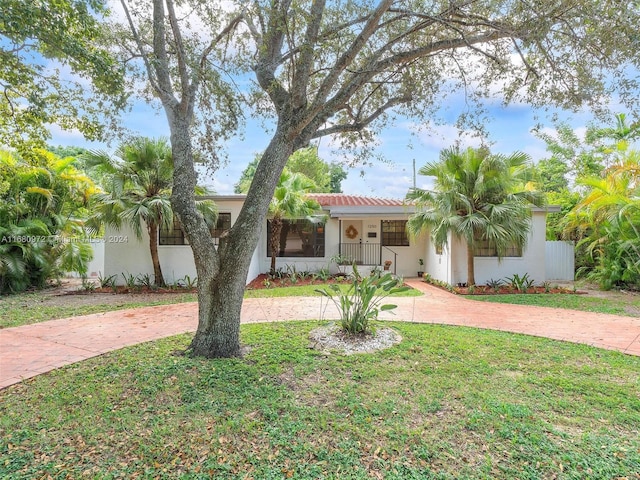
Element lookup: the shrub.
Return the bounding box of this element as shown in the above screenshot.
[316,265,409,335]
[486,278,504,293]
[506,273,535,292]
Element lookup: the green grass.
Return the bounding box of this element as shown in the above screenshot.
[463,293,640,316]
[0,283,420,328]
[244,282,423,298]
[1,322,639,479]
[0,290,198,329]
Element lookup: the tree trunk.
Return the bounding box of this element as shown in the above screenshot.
[148,222,165,286]
[168,114,294,357]
[189,264,245,357]
[269,216,283,275]
[466,242,476,287]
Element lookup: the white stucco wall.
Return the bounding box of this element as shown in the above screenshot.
[103,223,198,285]
[470,212,547,285]
[103,196,259,286]
[101,198,551,287]
[445,211,548,286]
[423,234,452,284]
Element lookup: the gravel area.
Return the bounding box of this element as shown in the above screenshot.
[308,323,402,355]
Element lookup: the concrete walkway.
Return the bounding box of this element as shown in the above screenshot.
[2,280,639,389]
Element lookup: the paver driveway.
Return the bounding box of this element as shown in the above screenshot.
[1,279,639,389]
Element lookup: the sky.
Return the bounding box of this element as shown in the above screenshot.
[43,1,627,200]
[7,0,628,202]
[48,94,601,200]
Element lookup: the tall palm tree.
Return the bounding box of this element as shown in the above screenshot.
[85,137,216,286]
[407,147,545,286]
[268,170,322,275]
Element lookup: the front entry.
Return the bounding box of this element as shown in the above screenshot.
[342,220,363,264]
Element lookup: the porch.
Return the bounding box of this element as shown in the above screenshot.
[338,242,399,274]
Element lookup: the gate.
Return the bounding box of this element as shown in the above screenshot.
[545,241,575,281]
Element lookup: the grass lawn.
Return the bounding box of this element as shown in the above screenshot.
[244,282,423,298]
[0,290,198,329]
[463,292,640,317]
[0,283,421,329]
[1,321,639,479]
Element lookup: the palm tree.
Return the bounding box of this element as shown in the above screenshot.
[268,170,322,275]
[0,149,96,293]
[564,151,640,289]
[407,147,545,286]
[85,137,216,286]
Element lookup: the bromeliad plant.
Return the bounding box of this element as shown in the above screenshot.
[316,265,409,335]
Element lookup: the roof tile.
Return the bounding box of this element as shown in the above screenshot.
[308,193,406,207]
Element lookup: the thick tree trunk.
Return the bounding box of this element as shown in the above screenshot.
[167,112,295,357]
[148,222,165,286]
[190,264,245,357]
[466,243,476,287]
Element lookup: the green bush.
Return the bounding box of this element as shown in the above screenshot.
[316,265,409,334]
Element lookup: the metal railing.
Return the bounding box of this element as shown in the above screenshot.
[382,245,398,275]
[339,242,381,266]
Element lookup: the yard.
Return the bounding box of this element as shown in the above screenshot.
[1,279,639,478]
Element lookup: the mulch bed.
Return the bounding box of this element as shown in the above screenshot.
[450,285,577,295]
[246,273,349,290]
[68,286,197,295]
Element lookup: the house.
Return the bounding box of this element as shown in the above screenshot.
[100,193,561,285]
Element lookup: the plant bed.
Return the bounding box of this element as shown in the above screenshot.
[453,285,578,295]
[422,278,579,296]
[70,285,198,295]
[246,272,350,290]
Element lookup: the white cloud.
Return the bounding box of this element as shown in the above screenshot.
[409,123,484,150]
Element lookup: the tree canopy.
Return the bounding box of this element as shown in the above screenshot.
[0,148,97,293]
[0,0,125,150]
[408,147,544,286]
[234,147,347,194]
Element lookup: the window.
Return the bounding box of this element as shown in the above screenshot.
[159,221,186,245]
[381,220,409,246]
[473,236,522,257]
[211,213,231,238]
[159,213,232,245]
[266,219,325,257]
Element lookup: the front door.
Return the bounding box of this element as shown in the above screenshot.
[342,220,363,264]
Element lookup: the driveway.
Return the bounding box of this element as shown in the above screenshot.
[1,279,638,389]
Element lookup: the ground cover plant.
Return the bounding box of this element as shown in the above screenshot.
[1,322,638,479]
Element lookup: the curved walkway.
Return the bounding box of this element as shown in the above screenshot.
[1,280,639,389]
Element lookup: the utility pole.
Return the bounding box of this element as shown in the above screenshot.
[412,158,416,189]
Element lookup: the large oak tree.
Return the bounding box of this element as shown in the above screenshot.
[100,0,640,356]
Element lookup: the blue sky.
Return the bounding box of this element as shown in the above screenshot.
[48,93,600,199]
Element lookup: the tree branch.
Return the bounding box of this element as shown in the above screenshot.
[119,0,165,102]
[291,0,326,109]
[310,0,394,112]
[252,0,294,113]
[164,0,191,114]
[311,92,411,138]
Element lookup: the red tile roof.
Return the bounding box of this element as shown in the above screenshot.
[307,193,407,207]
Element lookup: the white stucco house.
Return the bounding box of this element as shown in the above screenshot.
[100,193,561,286]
